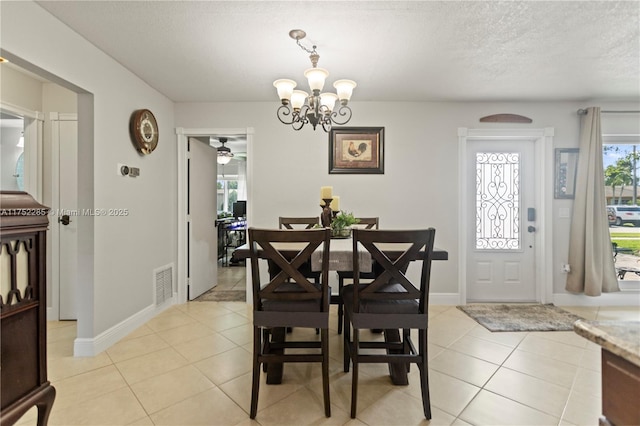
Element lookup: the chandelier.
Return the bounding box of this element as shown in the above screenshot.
[273,29,356,132]
[216,138,234,165]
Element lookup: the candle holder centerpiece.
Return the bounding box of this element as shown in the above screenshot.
[330,211,359,238]
[320,198,333,228]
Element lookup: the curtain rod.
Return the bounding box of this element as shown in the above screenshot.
[577,109,640,115]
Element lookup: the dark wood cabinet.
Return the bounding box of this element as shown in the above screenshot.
[0,191,56,426]
[601,349,640,426]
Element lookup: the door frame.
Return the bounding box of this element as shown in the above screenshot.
[175,127,254,304]
[458,128,554,304]
[50,112,78,320]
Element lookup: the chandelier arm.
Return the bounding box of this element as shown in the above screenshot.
[321,119,332,133]
[276,105,296,125]
[330,105,353,125]
[291,105,310,130]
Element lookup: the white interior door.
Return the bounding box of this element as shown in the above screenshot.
[52,114,78,319]
[188,137,218,300]
[467,140,537,302]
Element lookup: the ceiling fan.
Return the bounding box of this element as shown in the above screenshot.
[216,137,234,165]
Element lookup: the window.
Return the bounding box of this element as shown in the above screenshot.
[217,179,238,213]
[604,142,640,283]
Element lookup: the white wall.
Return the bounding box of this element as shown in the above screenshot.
[2,1,177,348]
[175,100,640,296]
[0,64,43,112]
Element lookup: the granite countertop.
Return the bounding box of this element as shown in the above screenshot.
[573,320,640,367]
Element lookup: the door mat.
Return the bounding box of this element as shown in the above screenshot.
[193,289,246,302]
[457,304,583,332]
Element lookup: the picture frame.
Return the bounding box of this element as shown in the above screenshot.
[554,148,579,199]
[328,126,384,174]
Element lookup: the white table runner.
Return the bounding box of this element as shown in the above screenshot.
[310,238,372,272]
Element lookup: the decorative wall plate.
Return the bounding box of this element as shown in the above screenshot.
[130,109,158,154]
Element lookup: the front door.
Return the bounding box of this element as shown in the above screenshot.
[466,140,537,302]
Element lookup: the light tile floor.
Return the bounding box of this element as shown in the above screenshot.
[212,262,247,292]
[16,290,640,425]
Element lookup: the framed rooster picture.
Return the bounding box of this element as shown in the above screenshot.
[329,126,384,174]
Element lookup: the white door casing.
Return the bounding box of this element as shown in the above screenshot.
[187,137,218,300]
[51,113,78,319]
[458,128,554,304]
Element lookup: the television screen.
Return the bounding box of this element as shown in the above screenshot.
[232,200,246,218]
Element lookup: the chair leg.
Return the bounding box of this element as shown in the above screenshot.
[350,328,359,419]
[419,329,431,420]
[337,276,344,334]
[262,328,270,372]
[250,326,262,419]
[403,328,411,372]
[343,311,351,372]
[321,328,331,417]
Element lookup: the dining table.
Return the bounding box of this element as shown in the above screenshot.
[231,236,448,386]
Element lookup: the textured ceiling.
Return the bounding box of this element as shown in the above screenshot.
[32,1,640,103]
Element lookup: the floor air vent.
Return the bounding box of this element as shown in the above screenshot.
[154,264,174,306]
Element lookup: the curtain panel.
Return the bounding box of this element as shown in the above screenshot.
[566,107,619,296]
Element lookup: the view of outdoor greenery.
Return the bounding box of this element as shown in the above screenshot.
[604,144,640,280]
[604,144,640,204]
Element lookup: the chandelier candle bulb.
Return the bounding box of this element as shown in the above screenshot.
[320,93,338,112]
[273,79,296,104]
[334,80,357,104]
[330,196,340,211]
[320,186,333,199]
[291,90,308,110]
[304,68,329,92]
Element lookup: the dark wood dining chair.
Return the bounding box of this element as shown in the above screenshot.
[278,216,320,230]
[336,217,379,333]
[342,228,436,419]
[278,217,321,284]
[248,227,332,419]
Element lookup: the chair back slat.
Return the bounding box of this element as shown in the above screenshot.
[278,217,320,229]
[249,228,331,310]
[351,228,436,313]
[352,217,379,230]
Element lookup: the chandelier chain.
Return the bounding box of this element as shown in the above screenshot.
[295,38,317,55]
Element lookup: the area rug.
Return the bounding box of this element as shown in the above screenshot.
[193,289,245,302]
[457,304,583,332]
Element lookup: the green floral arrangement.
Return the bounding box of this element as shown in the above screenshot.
[331,211,359,237]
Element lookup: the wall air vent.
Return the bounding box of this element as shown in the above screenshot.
[154,264,174,306]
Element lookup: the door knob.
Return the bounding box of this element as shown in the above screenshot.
[527,225,536,233]
[59,215,71,225]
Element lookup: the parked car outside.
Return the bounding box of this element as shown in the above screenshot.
[607,207,616,226]
[608,205,640,226]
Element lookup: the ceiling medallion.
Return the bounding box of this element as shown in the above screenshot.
[273,29,356,132]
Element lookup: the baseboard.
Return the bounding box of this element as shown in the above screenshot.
[73,297,175,357]
[429,293,461,305]
[429,292,639,307]
[553,291,640,307]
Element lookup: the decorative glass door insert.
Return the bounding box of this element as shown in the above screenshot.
[475,152,520,250]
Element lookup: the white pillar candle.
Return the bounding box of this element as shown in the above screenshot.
[320,186,333,199]
[330,196,340,211]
